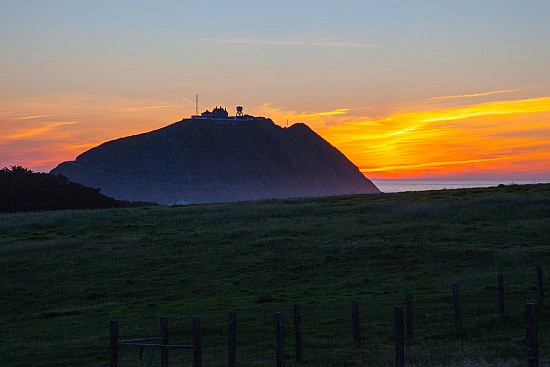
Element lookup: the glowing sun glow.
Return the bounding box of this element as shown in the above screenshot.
[1,94,549,181]
[313,97,550,179]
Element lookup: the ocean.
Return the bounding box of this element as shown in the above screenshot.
[371,179,546,193]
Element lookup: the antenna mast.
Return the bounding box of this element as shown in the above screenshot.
[195,94,198,116]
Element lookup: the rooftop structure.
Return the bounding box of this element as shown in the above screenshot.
[200,106,228,119]
[191,105,262,122]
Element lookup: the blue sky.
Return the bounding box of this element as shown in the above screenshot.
[3,0,548,105]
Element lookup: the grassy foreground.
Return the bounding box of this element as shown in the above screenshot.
[1,184,549,366]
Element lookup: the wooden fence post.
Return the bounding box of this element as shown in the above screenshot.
[160,317,168,367]
[228,312,236,367]
[525,302,539,367]
[394,307,404,367]
[453,284,462,332]
[498,273,504,317]
[351,300,362,347]
[406,294,414,343]
[275,312,285,367]
[109,320,119,367]
[193,317,202,367]
[536,266,544,306]
[293,304,303,362]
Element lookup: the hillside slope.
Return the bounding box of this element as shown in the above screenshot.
[51,118,379,204]
[0,166,122,212]
[1,184,549,366]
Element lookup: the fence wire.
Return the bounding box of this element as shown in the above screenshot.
[111,266,548,367]
[3,267,546,366]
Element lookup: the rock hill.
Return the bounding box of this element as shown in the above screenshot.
[51,116,379,204]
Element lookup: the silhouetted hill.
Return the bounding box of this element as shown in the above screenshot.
[51,117,379,204]
[0,166,123,212]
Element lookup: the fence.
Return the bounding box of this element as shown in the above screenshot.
[110,266,547,366]
[110,317,201,367]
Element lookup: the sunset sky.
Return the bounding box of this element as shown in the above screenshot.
[1,1,549,180]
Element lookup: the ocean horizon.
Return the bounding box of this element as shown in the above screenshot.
[371,179,548,193]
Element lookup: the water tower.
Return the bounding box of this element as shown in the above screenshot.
[236,106,243,117]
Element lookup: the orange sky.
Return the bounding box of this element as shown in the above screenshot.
[258,94,550,180]
[2,2,550,182]
[1,92,549,181]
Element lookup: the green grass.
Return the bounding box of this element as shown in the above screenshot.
[1,183,549,366]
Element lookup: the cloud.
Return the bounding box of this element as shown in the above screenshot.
[316,96,550,179]
[429,89,519,100]
[122,105,173,112]
[4,93,549,179]
[11,105,174,118]
[13,115,52,120]
[200,38,375,48]
[66,142,104,151]
[253,104,354,129]
[360,157,510,173]
[419,97,550,123]
[293,109,350,118]
[0,93,187,171]
[4,121,78,141]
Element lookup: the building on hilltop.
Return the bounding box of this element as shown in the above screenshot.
[200,106,229,119]
[191,105,264,122]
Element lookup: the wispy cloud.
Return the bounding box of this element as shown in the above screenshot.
[11,106,174,119]
[65,142,104,151]
[200,38,375,48]
[315,96,550,178]
[293,109,350,118]
[5,121,78,141]
[429,89,519,100]
[1,94,187,171]
[419,97,550,123]
[360,157,510,173]
[122,105,173,112]
[259,97,550,179]
[253,104,354,129]
[13,115,52,120]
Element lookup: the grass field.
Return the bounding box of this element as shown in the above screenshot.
[1,183,549,366]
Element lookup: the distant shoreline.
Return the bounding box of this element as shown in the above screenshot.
[372,179,548,193]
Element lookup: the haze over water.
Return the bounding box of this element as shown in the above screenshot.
[373,179,543,193]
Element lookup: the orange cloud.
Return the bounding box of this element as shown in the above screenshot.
[429,89,519,100]
[13,115,52,120]
[317,96,550,179]
[122,105,174,112]
[254,104,354,129]
[249,98,550,180]
[2,93,549,181]
[293,108,350,119]
[0,93,186,171]
[4,121,78,141]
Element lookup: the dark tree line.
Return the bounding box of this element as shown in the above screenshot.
[0,166,124,213]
